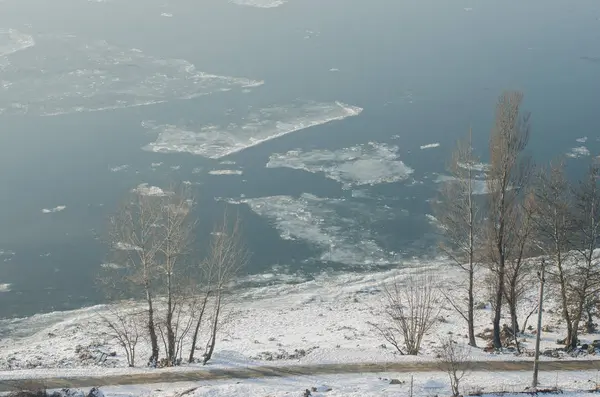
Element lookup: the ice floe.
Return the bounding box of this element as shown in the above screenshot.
[142,101,362,159]
[41,206,66,214]
[110,165,129,172]
[208,169,244,175]
[567,146,590,158]
[576,136,588,143]
[420,143,440,150]
[0,283,11,293]
[114,242,142,251]
[0,34,262,116]
[266,142,413,189]
[132,183,171,196]
[240,193,399,266]
[434,174,490,195]
[229,0,288,8]
[0,29,35,58]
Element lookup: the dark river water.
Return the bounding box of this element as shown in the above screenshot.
[0,0,600,318]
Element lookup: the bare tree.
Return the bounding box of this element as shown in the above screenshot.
[98,303,144,367]
[202,212,248,365]
[108,191,164,365]
[531,160,574,346]
[154,189,194,366]
[433,127,481,347]
[503,192,536,343]
[187,258,214,363]
[105,187,196,367]
[436,336,471,397]
[567,164,600,350]
[486,91,532,349]
[372,275,440,355]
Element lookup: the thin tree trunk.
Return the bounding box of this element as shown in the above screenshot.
[492,254,505,349]
[166,271,175,365]
[146,286,159,366]
[188,291,211,363]
[467,267,476,347]
[203,293,222,365]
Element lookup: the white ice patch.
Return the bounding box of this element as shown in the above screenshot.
[576,136,588,143]
[241,193,399,266]
[208,169,244,175]
[41,205,66,214]
[229,0,287,8]
[160,12,173,17]
[100,263,124,269]
[0,283,11,292]
[267,142,412,189]
[142,101,362,159]
[420,142,440,150]
[434,174,490,195]
[457,162,490,172]
[0,34,262,116]
[110,165,129,172]
[132,183,171,196]
[0,29,35,58]
[567,146,590,158]
[151,162,163,168]
[114,242,142,251]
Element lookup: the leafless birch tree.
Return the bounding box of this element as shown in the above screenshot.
[201,212,248,365]
[503,192,536,342]
[486,91,532,349]
[567,164,600,350]
[108,191,164,365]
[531,160,574,346]
[433,127,481,347]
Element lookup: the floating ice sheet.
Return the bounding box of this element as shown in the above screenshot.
[110,165,129,172]
[132,183,170,196]
[41,206,66,214]
[267,142,412,189]
[0,33,262,116]
[0,29,34,59]
[420,142,440,150]
[0,284,11,293]
[567,146,590,158]
[142,101,362,159]
[208,169,244,175]
[229,0,288,8]
[434,174,490,195]
[241,193,399,266]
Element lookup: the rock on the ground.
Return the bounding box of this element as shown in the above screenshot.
[87,387,105,397]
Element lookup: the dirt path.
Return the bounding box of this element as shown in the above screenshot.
[1,360,599,392]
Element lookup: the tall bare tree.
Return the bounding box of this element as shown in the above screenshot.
[503,192,536,342]
[154,190,194,366]
[434,127,481,347]
[486,91,532,349]
[108,191,164,365]
[531,160,574,346]
[202,211,248,365]
[568,164,600,350]
[187,262,214,363]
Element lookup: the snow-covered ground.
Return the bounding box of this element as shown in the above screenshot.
[0,261,599,394]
